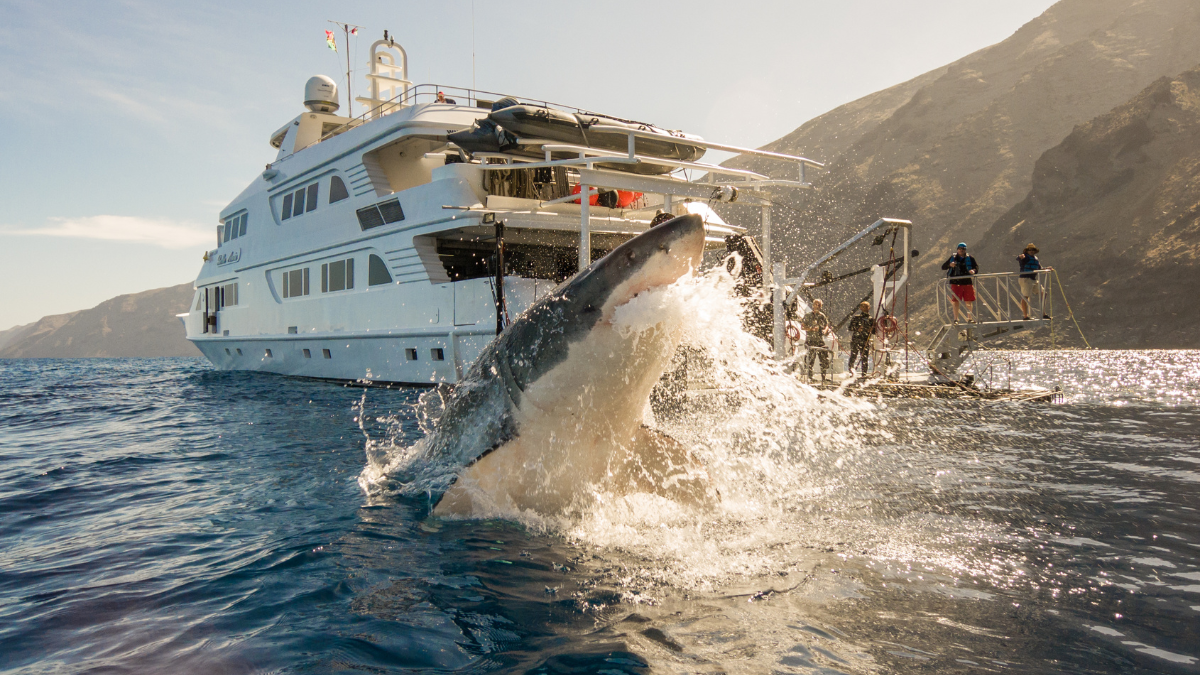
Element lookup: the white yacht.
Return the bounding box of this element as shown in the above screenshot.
[183,37,820,384]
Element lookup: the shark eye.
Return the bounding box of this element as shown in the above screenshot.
[583,304,597,313]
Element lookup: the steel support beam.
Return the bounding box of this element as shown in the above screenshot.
[579,183,590,269]
[773,262,786,360]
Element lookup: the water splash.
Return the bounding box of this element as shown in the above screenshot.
[358,266,893,584]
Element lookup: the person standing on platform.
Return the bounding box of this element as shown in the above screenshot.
[1015,243,1051,320]
[847,301,874,377]
[801,299,832,383]
[941,243,978,323]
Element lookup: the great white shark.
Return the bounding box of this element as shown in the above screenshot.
[424,214,715,516]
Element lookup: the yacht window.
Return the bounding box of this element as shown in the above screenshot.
[222,223,231,243]
[306,183,318,213]
[321,258,354,293]
[329,176,349,203]
[405,348,417,361]
[216,225,223,247]
[219,282,238,307]
[355,205,384,230]
[195,291,203,310]
[281,181,323,221]
[368,254,392,285]
[378,199,405,223]
[282,268,310,298]
[322,349,332,359]
[356,198,404,231]
[224,215,243,241]
[303,348,311,358]
[431,348,445,361]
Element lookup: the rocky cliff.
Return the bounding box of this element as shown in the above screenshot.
[977,66,1200,348]
[0,284,198,358]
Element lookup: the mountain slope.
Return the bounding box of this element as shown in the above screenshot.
[727,0,1200,337]
[0,284,199,358]
[976,66,1200,348]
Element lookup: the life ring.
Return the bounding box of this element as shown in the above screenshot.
[876,315,899,338]
[786,324,801,342]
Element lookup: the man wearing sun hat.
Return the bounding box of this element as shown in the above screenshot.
[1016,243,1051,320]
[941,242,978,322]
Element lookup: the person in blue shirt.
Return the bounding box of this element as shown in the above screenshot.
[1015,243,1051,320]
[941,243,978,322]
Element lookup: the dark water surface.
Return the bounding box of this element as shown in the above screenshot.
[1,353,1198,673]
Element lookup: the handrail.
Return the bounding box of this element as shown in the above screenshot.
[321,82,694,145]
[934,270,1051,325]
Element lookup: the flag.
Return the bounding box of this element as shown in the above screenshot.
[350,27,358,36]
[325,30,337,52]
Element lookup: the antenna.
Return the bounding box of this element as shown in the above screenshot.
[471,0,476,93]
[327,20,364,117]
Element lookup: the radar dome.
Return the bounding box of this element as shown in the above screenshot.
[304,75,340,113]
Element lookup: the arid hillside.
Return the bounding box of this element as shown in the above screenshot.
[0,284,198,358]
[976,67,1200,348]
[726,0,1200,346]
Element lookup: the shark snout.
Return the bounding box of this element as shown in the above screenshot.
[598,214,706,314]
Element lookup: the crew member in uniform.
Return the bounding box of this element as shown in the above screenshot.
[847,301,874,377]
[801,299,832,383]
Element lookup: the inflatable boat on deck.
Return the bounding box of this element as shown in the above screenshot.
[448,101,707,175]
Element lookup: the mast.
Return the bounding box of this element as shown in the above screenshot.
[327,20,363,116]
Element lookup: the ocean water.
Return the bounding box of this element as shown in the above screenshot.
[2,349,1199,674]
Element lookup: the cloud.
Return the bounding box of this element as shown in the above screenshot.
[5,215,212,249]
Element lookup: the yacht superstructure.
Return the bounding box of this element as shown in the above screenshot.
[183,37,821,384]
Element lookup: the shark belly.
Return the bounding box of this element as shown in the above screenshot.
[434,314,708,515]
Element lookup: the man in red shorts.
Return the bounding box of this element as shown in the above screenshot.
[941,242,978,323]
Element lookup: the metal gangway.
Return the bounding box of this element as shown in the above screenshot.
[925,270,1053,376]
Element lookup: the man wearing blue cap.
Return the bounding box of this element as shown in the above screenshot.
[941,242,978,322]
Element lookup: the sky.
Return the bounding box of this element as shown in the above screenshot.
[0,0,1059,330]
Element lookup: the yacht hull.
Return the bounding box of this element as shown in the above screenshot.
[191,330,493,385]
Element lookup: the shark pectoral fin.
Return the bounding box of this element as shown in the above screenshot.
[613,425,718,507]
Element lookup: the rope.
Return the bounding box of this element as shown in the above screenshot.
[1053,270,1092,349]
[1051,277,1060,353]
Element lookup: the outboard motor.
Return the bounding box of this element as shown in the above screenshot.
[447,96,522,155]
